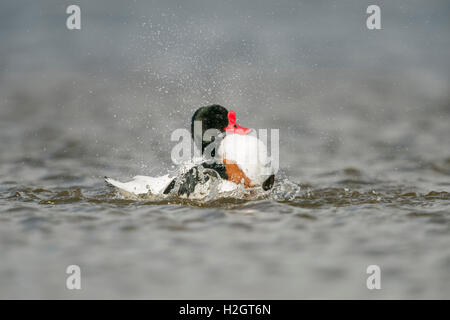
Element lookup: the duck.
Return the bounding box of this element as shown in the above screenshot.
[105,104,275,198]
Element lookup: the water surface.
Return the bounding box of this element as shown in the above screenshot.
[0,0,449,299]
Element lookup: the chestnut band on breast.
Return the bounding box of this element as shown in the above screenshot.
[222,158,253,188]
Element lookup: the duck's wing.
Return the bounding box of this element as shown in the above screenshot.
[105,174,172,195]
[162,162,229,196]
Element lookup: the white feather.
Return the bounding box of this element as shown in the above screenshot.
[105,174,173,195]
[218,133,274,186]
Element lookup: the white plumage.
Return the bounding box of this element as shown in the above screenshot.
[105,174,173,196]
[218,133,274,186]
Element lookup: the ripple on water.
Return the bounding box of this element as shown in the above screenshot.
[2,180,449,211]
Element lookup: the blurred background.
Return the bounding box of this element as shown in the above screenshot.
[0,0,449,299]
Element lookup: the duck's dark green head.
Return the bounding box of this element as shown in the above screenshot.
[191,105,229,154]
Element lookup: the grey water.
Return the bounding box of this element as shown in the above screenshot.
[0,0,449,298]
